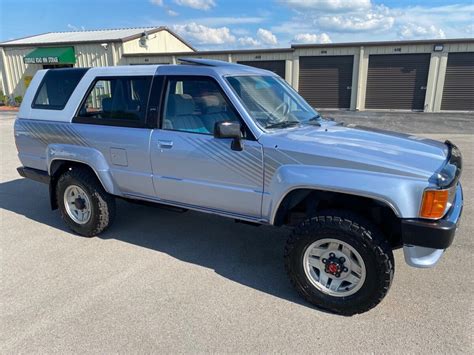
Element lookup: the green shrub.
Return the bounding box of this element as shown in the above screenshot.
[0,90,6,105]
[14,96,23,106]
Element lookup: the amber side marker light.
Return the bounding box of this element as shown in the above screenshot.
[420,190,449,219]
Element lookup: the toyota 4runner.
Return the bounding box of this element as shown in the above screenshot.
[14,59,463,315]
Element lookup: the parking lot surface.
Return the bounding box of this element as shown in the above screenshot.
[1,110,473,353]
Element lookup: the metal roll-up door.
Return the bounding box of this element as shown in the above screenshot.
[237,60,286,78]
[366,54,430,110]
[441,52,474,111]
[299,56,353,109]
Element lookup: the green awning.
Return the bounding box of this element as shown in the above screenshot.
[24,46,76,64]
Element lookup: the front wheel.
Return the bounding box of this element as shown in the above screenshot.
[284,210,394,315]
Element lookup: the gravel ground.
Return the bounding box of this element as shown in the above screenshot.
[1,110,473,353]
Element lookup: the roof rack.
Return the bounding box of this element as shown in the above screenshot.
[178,58,239,67]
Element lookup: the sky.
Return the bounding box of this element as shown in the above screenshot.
[0,0,473,49]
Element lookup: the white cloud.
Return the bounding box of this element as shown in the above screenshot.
[67,24,85,31]
[465,24,474,35]
[172,22,235,44]
[279,0,371,12]
[399,23,446,39]
[236,29,278,48]
[173,0,215,10]
[194,17,264,27]
[318,10,394,33]
[238,36,261,47]
[257,28,278,45]
[150,0,164,5]
[292,32,331,44]
[167,9,179,16]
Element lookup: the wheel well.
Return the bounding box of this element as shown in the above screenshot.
[274,189,402,248]
[49,160,102,210]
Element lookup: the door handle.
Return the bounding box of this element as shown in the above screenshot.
[158,140,173,149]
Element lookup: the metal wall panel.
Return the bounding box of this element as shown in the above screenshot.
[441,52,474,111]
[365,54,430,110]
[237,60,286,78]
[298,55,354,109]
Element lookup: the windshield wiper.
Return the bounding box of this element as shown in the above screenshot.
[306,115,322,126]
[265,120,300,129]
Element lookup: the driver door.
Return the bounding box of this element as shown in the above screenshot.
[149,76,264,219]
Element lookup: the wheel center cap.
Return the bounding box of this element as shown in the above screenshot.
[322,252,348,278]
[327,263,339,274]
[74,197,86,210]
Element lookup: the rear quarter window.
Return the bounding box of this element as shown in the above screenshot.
[74,76,152,127]
[32,68,88,110]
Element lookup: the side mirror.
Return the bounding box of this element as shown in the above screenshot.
[214,121,243,151]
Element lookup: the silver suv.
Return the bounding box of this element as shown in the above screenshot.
[14,59,463,315]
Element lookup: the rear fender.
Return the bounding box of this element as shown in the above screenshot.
[46,144,119,195]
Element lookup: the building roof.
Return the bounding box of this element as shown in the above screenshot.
[0,26,196,50]
[124,37,474,58]
[291,37,474,49]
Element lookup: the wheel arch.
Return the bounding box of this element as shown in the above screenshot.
[273,187,403,248]
[48,159,112,210]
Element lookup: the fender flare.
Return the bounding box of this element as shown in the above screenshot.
[46,144,119,195]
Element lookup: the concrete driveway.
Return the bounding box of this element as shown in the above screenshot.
[1,110,473,353]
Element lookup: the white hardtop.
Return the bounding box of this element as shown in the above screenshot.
[18,60,276,122]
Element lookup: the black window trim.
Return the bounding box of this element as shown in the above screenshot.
[158,75,256,140]
[73,75,154,128]
[31,68,89,111]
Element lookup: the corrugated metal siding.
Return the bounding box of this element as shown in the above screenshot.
[74,44,110,67]
[4,47,37,97]
[237,60,286,78]
[441,52,474,111]
[232,52,292,61]
[366,54,430,110]
[299,55,353,109]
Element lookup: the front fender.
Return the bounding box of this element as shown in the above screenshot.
[46,144,119,195]
[264,165,428,224]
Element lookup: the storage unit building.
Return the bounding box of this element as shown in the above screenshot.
[1,31,473,113]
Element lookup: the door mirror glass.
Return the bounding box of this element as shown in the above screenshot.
[214,121,243,151]
[214,121,241,139]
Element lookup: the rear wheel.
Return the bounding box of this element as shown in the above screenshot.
[285,210,394,315]
[56,167,115,237]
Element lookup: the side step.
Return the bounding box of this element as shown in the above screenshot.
[124,198,188,213]
[234,219,261,227]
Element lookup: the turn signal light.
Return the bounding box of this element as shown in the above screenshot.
[420,189,449,219]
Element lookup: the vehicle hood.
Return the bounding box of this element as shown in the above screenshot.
[262,122,448,180]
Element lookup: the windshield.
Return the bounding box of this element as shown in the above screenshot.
[226,75,321,129]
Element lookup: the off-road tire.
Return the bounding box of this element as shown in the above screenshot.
[284,210,394,316]
[56,167,116,237]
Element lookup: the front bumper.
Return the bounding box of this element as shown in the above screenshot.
[402,183,463,268]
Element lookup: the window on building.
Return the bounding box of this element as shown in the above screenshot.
[32,68,88,110]
[76,76,152,126]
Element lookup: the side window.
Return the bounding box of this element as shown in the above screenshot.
[162,77,239,135]
[32,68,88,110]
[76,76,152,127]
